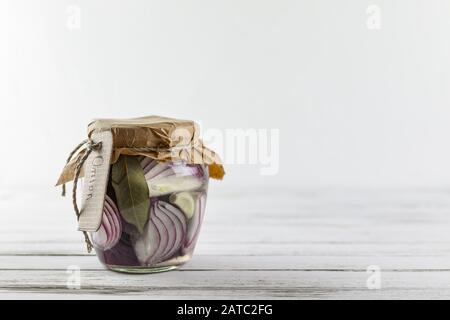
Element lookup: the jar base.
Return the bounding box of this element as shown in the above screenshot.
[106,264,179,274]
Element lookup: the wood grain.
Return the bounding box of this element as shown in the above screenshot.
[0,188,449,299]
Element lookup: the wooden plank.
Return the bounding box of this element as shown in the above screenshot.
[1,288,450,300]
[2,226,450,244]
[1,255,450,271]
[0,269,450,299]
[0,242,449,256]
[1,189,449,299]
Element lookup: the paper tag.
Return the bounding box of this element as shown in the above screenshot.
[78,130,114,232]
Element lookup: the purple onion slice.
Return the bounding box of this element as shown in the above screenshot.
[159,201,187,236]
[154,204,176,260]
[149,213,169,264]
[139,158,205,197]
[104,205,119,242]
[132,199,188,266]
[158,202,186,261]
[93,225,107,249]
[92,195,122,251]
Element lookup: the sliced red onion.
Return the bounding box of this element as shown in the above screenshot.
[139,159,205,197]
[106,202,121,245]
[158,202,186,261]
[140,156,154,171]
[154,204,176,260]
[133,200,188,266]
[104,203,119,242]
[92,195,122,251]
[159,201,187,236]
[101,211,113,238]
[149,213,169,265]
[93,225,107,249]
[145,162,172,180]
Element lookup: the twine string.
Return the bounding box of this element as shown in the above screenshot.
[63,139,102,253]
[61,139,89,197]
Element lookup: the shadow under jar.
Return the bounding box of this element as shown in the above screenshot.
[92,156,209,273]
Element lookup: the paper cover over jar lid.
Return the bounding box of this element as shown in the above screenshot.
[57,115,224,186]
[88,115,200,150]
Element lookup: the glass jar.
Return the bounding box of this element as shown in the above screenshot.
[92,156,209,273]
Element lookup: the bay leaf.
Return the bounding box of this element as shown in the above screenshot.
[111,156,150,234]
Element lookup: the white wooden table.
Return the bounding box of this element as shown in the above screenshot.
[1,188,450,299]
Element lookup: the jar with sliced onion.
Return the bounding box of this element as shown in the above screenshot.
[57,116,224,274]
[92,156,209,273]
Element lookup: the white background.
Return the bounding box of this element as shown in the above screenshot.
[1,0,450,196]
